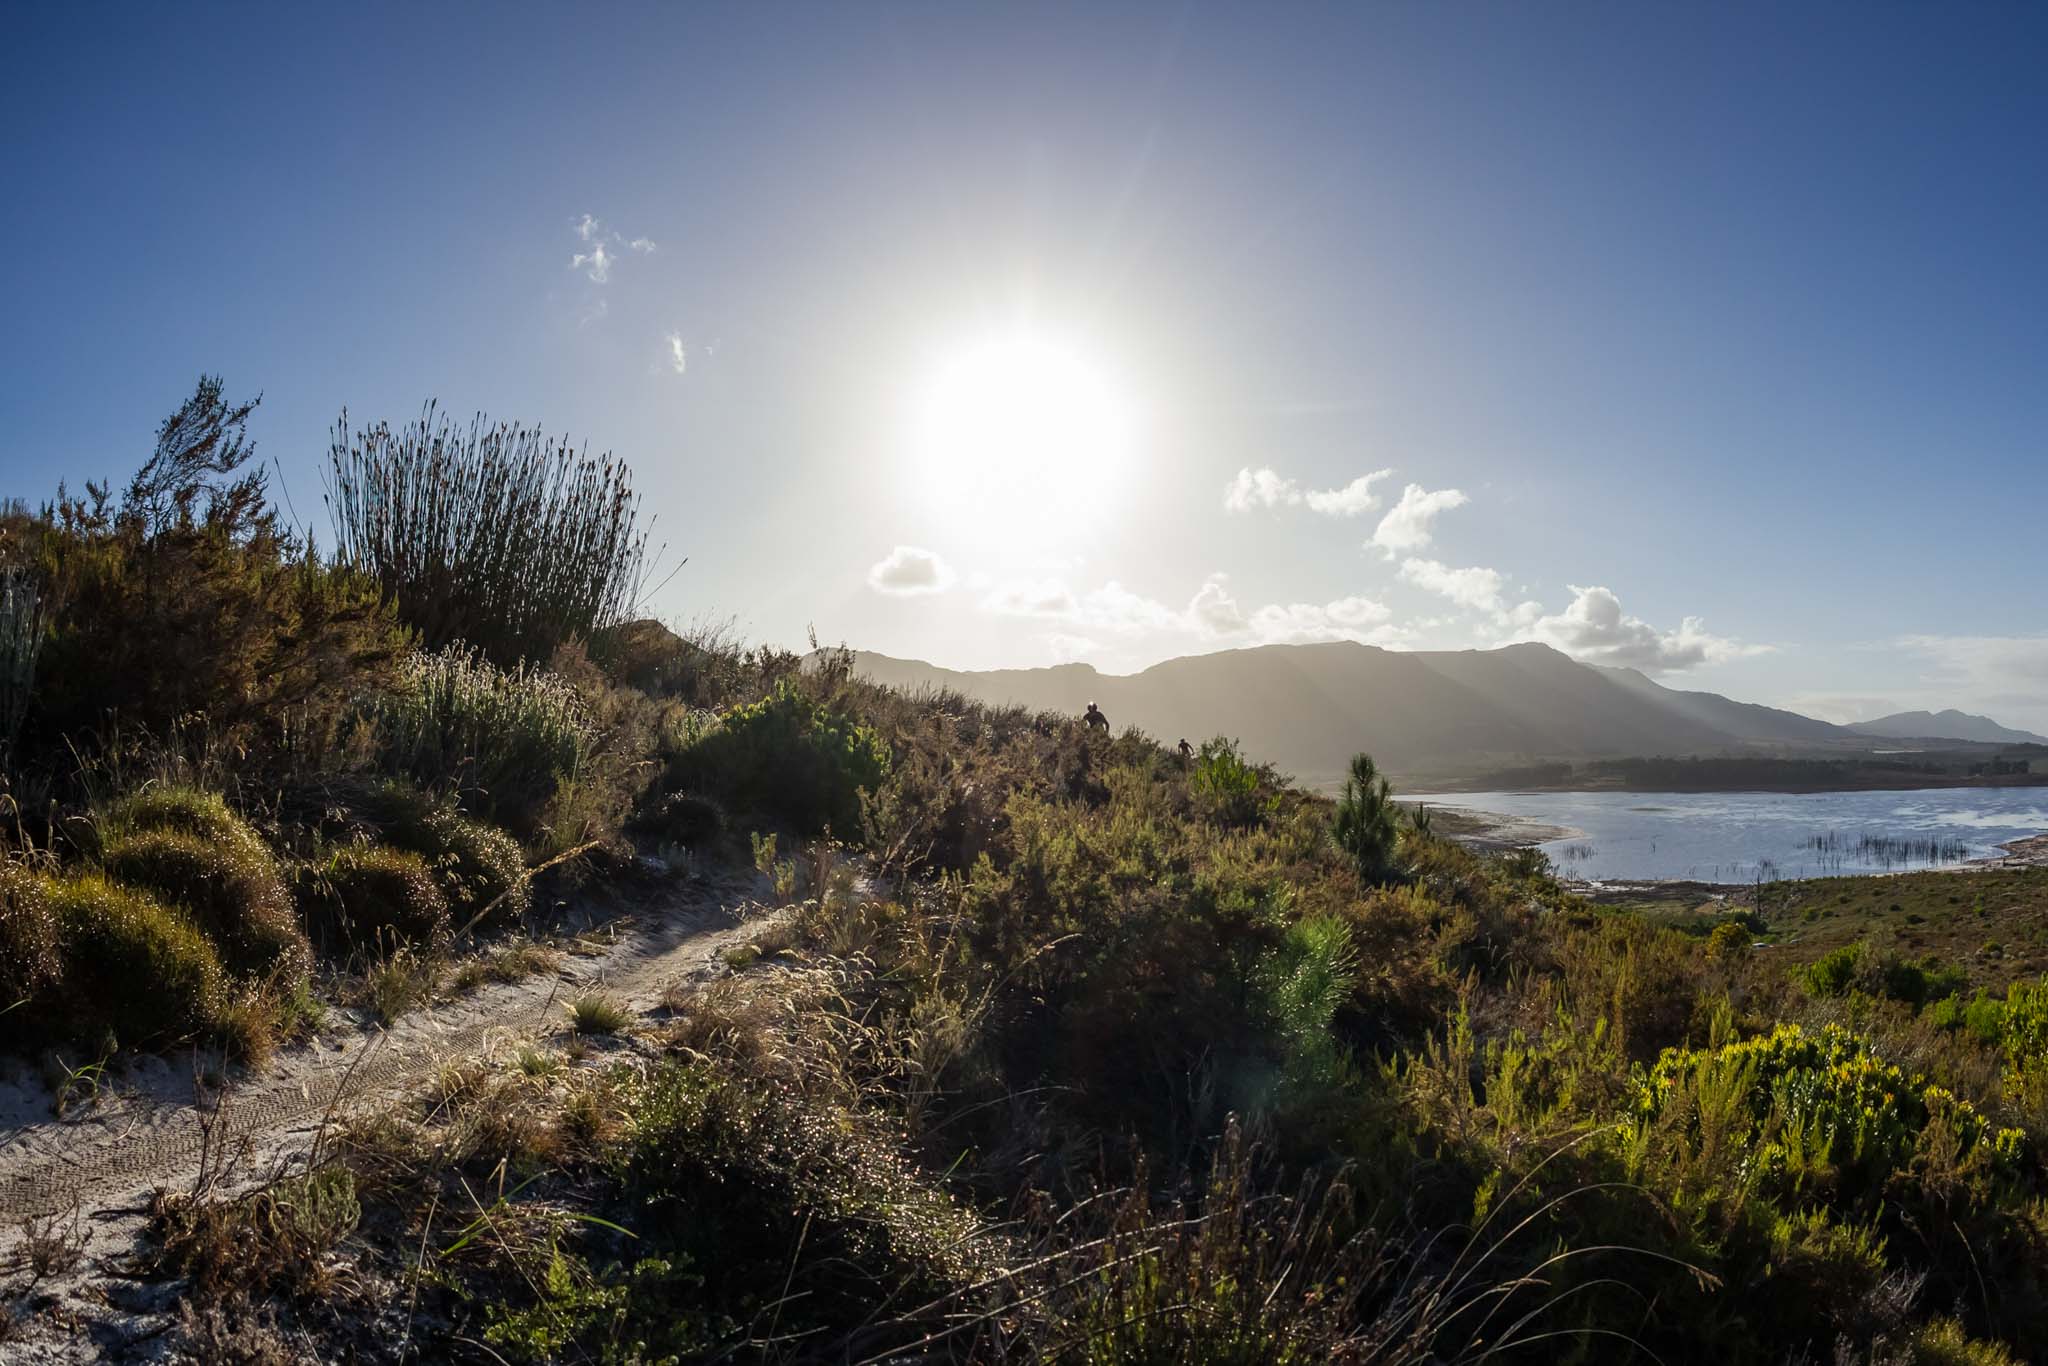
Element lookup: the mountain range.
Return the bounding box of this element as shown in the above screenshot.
[1847,709,2048,747]
[848,642,2045,788]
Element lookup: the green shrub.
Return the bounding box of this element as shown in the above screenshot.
[1331,752,1399,885]
[104,829,309,985]
[666,680,889,835]
[44,874,228,1046]
[357,785,529,927]
[0,861,62,1036]
[1800,944,1861,998]
[10,378,403,776]
[369,647,590,832]
[327,403,650,668]
[100,785,244,843]
[623,1058,983,1340]
[1187,737,1276,829]
[294,846,451,952]
[1635,1022,2022,1209]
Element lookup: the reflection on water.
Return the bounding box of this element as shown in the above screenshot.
[1411,787,2048,883]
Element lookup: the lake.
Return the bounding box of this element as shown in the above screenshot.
[1410,786,2048,883]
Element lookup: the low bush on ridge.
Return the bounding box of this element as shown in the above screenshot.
[293,845,452,953]
[664,677,888,835]
[369,647,591,834]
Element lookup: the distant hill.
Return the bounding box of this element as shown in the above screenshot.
[848,641,1890,788]
[1848,710,2048,746]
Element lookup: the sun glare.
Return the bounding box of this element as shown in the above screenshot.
[910,331,1136,550]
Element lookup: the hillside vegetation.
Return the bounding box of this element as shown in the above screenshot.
[848,647,2046,791]
[6,379,2048,1363]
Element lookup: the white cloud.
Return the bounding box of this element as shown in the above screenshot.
[1304,469,1393,517]
[1529,585,1762,673]
[1398,557,1505,613]
[665,332,687,375]
[981,578,1082,619]
[866,545,957,596]
[1223,467,1301,513]
[1370,483,1467,558]
[1224,466,1394,518]
[1249,597,1402,646]
[571,241,614,284]
[1188,576,1249,636]
[569,214,655,284]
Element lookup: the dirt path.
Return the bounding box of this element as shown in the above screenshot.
[0,868,764,1228]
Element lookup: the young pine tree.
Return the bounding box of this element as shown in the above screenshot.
[1332,752,1399,885]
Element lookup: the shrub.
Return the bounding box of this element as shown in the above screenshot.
[9,378,403,777]
[327,403,650,668]
[99,785,263,850]
[1332,752,1399,885]
[103,829,309,985]
[0,565,51,767]
[1635,1022,2022,1209]
[294,846,451,952]
[666,680,889,835]
[0,860,61,1034]
[1188,737,1275,829]
[43,874,228,1047]
[566,993,631,1035]
[634,790,726,848]
[369,647,590,831]
[358,785,529,928]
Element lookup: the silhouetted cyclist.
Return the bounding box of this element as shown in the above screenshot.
[1083,701,1109,734]
[1177,738,1194,764]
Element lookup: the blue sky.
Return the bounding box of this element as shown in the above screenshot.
[6,3,2046,727]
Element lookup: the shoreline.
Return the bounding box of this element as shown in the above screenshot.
[1423,800,2048,884]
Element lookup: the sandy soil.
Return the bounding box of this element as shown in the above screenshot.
[1418,802,1582,852]
[0,861,773,1362]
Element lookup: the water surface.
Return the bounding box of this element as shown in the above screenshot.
[1411,787,2048,883]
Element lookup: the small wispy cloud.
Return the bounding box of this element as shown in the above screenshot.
[665,332,687,375]
[867,545,957,596]
[569,214,655,284]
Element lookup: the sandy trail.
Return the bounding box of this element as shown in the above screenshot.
[0,868,761,1228]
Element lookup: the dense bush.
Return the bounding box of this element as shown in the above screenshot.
[294,846,451,952]
[327,403,650,668]
[0,859,61,1020]
[43,874,229,1047]
[6,378,403,779]
[96,785,311,985]
[356,783,529,927]
[1636,1021,2022,1209]
[632,790,726,848]
[1187,736,1277,829]
[665,680,889,835]
[103,830,309,985]
[369,647,590,832]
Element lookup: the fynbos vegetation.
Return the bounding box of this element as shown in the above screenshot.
[4,375,2048,1364]
[326,403,650,667]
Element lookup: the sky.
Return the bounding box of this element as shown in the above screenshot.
[5,3,2046,729]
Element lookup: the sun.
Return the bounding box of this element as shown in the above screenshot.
[909,330,1137,551]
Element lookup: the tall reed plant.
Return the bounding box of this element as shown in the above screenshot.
[370,647,590,831]
[0,566,50,768]
[326,403,651,667]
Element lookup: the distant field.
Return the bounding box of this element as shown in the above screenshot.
[1622,866,2048,990]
